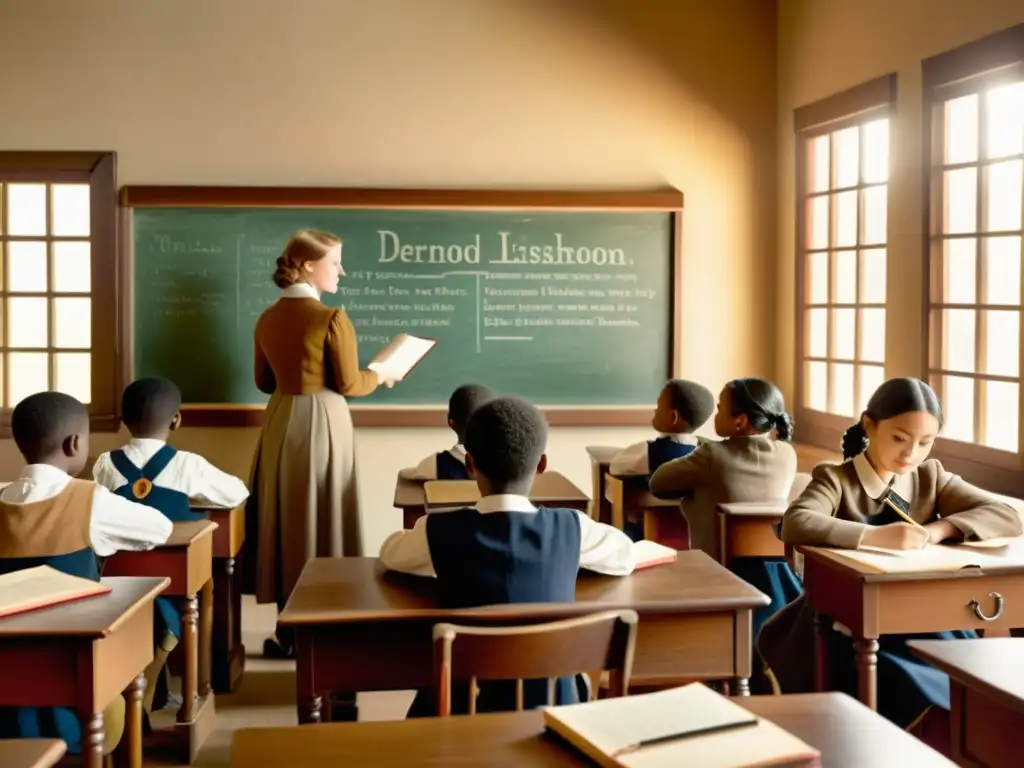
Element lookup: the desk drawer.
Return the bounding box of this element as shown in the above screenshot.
[957,683,1024,767]
[876,574,1024,635]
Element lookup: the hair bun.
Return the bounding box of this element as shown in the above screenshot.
[773,412,794,442]
[272,256,300,289]
[842,421,869,460]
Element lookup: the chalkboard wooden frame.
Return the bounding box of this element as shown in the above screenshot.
[121,186,683,428]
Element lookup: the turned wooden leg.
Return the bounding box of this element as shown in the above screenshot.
[82,711,104,768]
[734,677,751,696]
[199,579,214,697]
[116,673,145,768]
[813,612,830,692]
[177,594,199,723]
[299,695,323,724]
[854,636,879,711]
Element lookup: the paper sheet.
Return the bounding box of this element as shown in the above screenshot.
[829,543,1010,573]
[368,333,437,382]
[0,565,109,617]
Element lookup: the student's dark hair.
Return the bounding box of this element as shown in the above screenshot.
[447,383,498,442]
[725,378,794,442]
[121,377,182,435]
[11,391,89,463]
[842,378,943,460]
[663,379,715,430]
[464,396,547,488]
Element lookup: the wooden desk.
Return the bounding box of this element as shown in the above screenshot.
[102,520,218,763]
[715,501,787,568]
[229,692,952,767]
[0,577,168,768]
[799,541,1024,713]
[191,503,246,693]
[279,553,768,723]
[910,638,1024,767]
[603,475,685,547]
[393,472,589,530]
[585,445,620,524]
[0,740,66,768]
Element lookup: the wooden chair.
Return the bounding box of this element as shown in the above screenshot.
[432,609,638,716]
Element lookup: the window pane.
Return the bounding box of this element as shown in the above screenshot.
[834,250,857,303]
[986,82,1024,159]
[50,184,90,237]
[7,353,49,407]
[7,241,47,292]
[832,308,855,360]
[807,196,829,250]
[858,364,885,413]
[835,191,858,248]
[52,241,91,292]
[807,308,827,357]
[942,376,975,442]
[859,309,885,363]
[54,353,91,404]
[985,160,1023,231]
[860,248,887,303]
[54,298,90,349]
[7,298,48,348]
[862,186,887,246]
[945,94,979,164]
[831,362,855,416]
[808,251,828,304]
[862,119,889,184]
[7,184,47,236]
[806,361,827,411]
[943,239,976,303]
[984,310,1019,377]
[943,309,976,372]
[985,236,1021,305]
[983,380,1018,452]
[944,168,977,234]
[834,127,859,188]
[808,135,830,193]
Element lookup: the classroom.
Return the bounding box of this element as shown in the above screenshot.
[1,0,1024,766]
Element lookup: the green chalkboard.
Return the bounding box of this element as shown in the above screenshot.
[132,206,675,408]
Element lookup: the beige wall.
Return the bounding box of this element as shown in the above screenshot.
[0,0,778,552]
[777,0,1024,404]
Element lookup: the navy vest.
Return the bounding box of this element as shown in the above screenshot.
[647,437,696,474]
[435,450,470,480]
[109,445,203,523]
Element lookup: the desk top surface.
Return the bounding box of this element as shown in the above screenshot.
[799,539,1024,581]
[165,519,218,547]
[584,445,621,467]
[395,471,588,510]
[909,638,1024,714]
[716,501,788,518]
[0,739,66,768]
[0,577,168,638]
[279,552,768,626]
[229,692,952,767]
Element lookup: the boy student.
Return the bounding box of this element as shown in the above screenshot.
[92,376,249,714]
[398,382,496,481]
[380,396,635,716]
[0,392,172,756]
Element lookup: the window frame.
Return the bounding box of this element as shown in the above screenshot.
[793,74,898,453]
[0,152,122,436]
[922,24,1024,496]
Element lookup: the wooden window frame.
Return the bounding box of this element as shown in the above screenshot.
[793,75,897,453]
[0,152,122,436]
[922,24,1024,496]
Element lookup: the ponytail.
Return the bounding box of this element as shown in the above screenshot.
[842,420,868,460]
[773,412,794,442]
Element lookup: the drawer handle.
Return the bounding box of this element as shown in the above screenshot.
[969,592,1004,622]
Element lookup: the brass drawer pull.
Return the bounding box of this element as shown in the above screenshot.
[969,592,1004,622]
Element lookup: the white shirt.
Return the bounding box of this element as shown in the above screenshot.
[280,282,319,300]
[0,464,173,557]
[609,433,699,476]
[92,438,250,509]
[398,444,467,481]
[379,493,636,578]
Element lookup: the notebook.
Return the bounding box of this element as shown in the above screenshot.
[367,333,437,382]
[0,565,111,619]
[633,540,677,570]
[542,683,819,767]
[827,543,1014,574]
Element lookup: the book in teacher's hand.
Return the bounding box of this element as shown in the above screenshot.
[0,565,112,619]
[368,332,437,382]
[542,683,820,767]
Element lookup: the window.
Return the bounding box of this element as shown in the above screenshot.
[0,153,121,433]
[794,75,896,449]
[924,25,1024,485]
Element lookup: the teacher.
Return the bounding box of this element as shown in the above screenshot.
[243,228,393,659]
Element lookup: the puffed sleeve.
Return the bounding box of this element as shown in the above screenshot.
[327,308,379,396]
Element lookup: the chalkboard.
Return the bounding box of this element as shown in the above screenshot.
[126,188,681,426]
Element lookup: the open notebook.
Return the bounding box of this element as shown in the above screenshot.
[826,541,1018,574]
[633,540,677,570]
[367,333,437,382]
[543,683,819,767]
[0,565,111,619]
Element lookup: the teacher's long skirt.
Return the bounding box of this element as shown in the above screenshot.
[243,389,362,612]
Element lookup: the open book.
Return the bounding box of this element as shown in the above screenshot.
[828,542,1016,574]
[367,333,437,382]
[633,540,677,570]
[543,683,819,767]
[0,565,111,619]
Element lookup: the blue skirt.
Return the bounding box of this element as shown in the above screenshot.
[731,557,803,642]
[0,706,84,754]
[156,596,181,640]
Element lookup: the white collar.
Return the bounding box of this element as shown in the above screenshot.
[449,444,467,461]
[851,452,913,499]
[475,493,537,514]
[20,464,72,483]
[280,282,319,300]
[129,437,166,450]
[657,433,698,444]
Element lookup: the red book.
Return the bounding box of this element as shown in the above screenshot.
[0,565,111,619]
[633,540,678,570]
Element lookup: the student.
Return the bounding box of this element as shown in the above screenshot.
[398,383,497,481]
[93,376,249,713]
[758,377,1022,748]
[380,395,635,715]
[0,392,172,756]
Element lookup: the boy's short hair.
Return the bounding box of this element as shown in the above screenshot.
[464,396,547,486]
[121,377,182,435]
[664,379,715,429]
[448,383,497,440]
[11,392,89,463]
